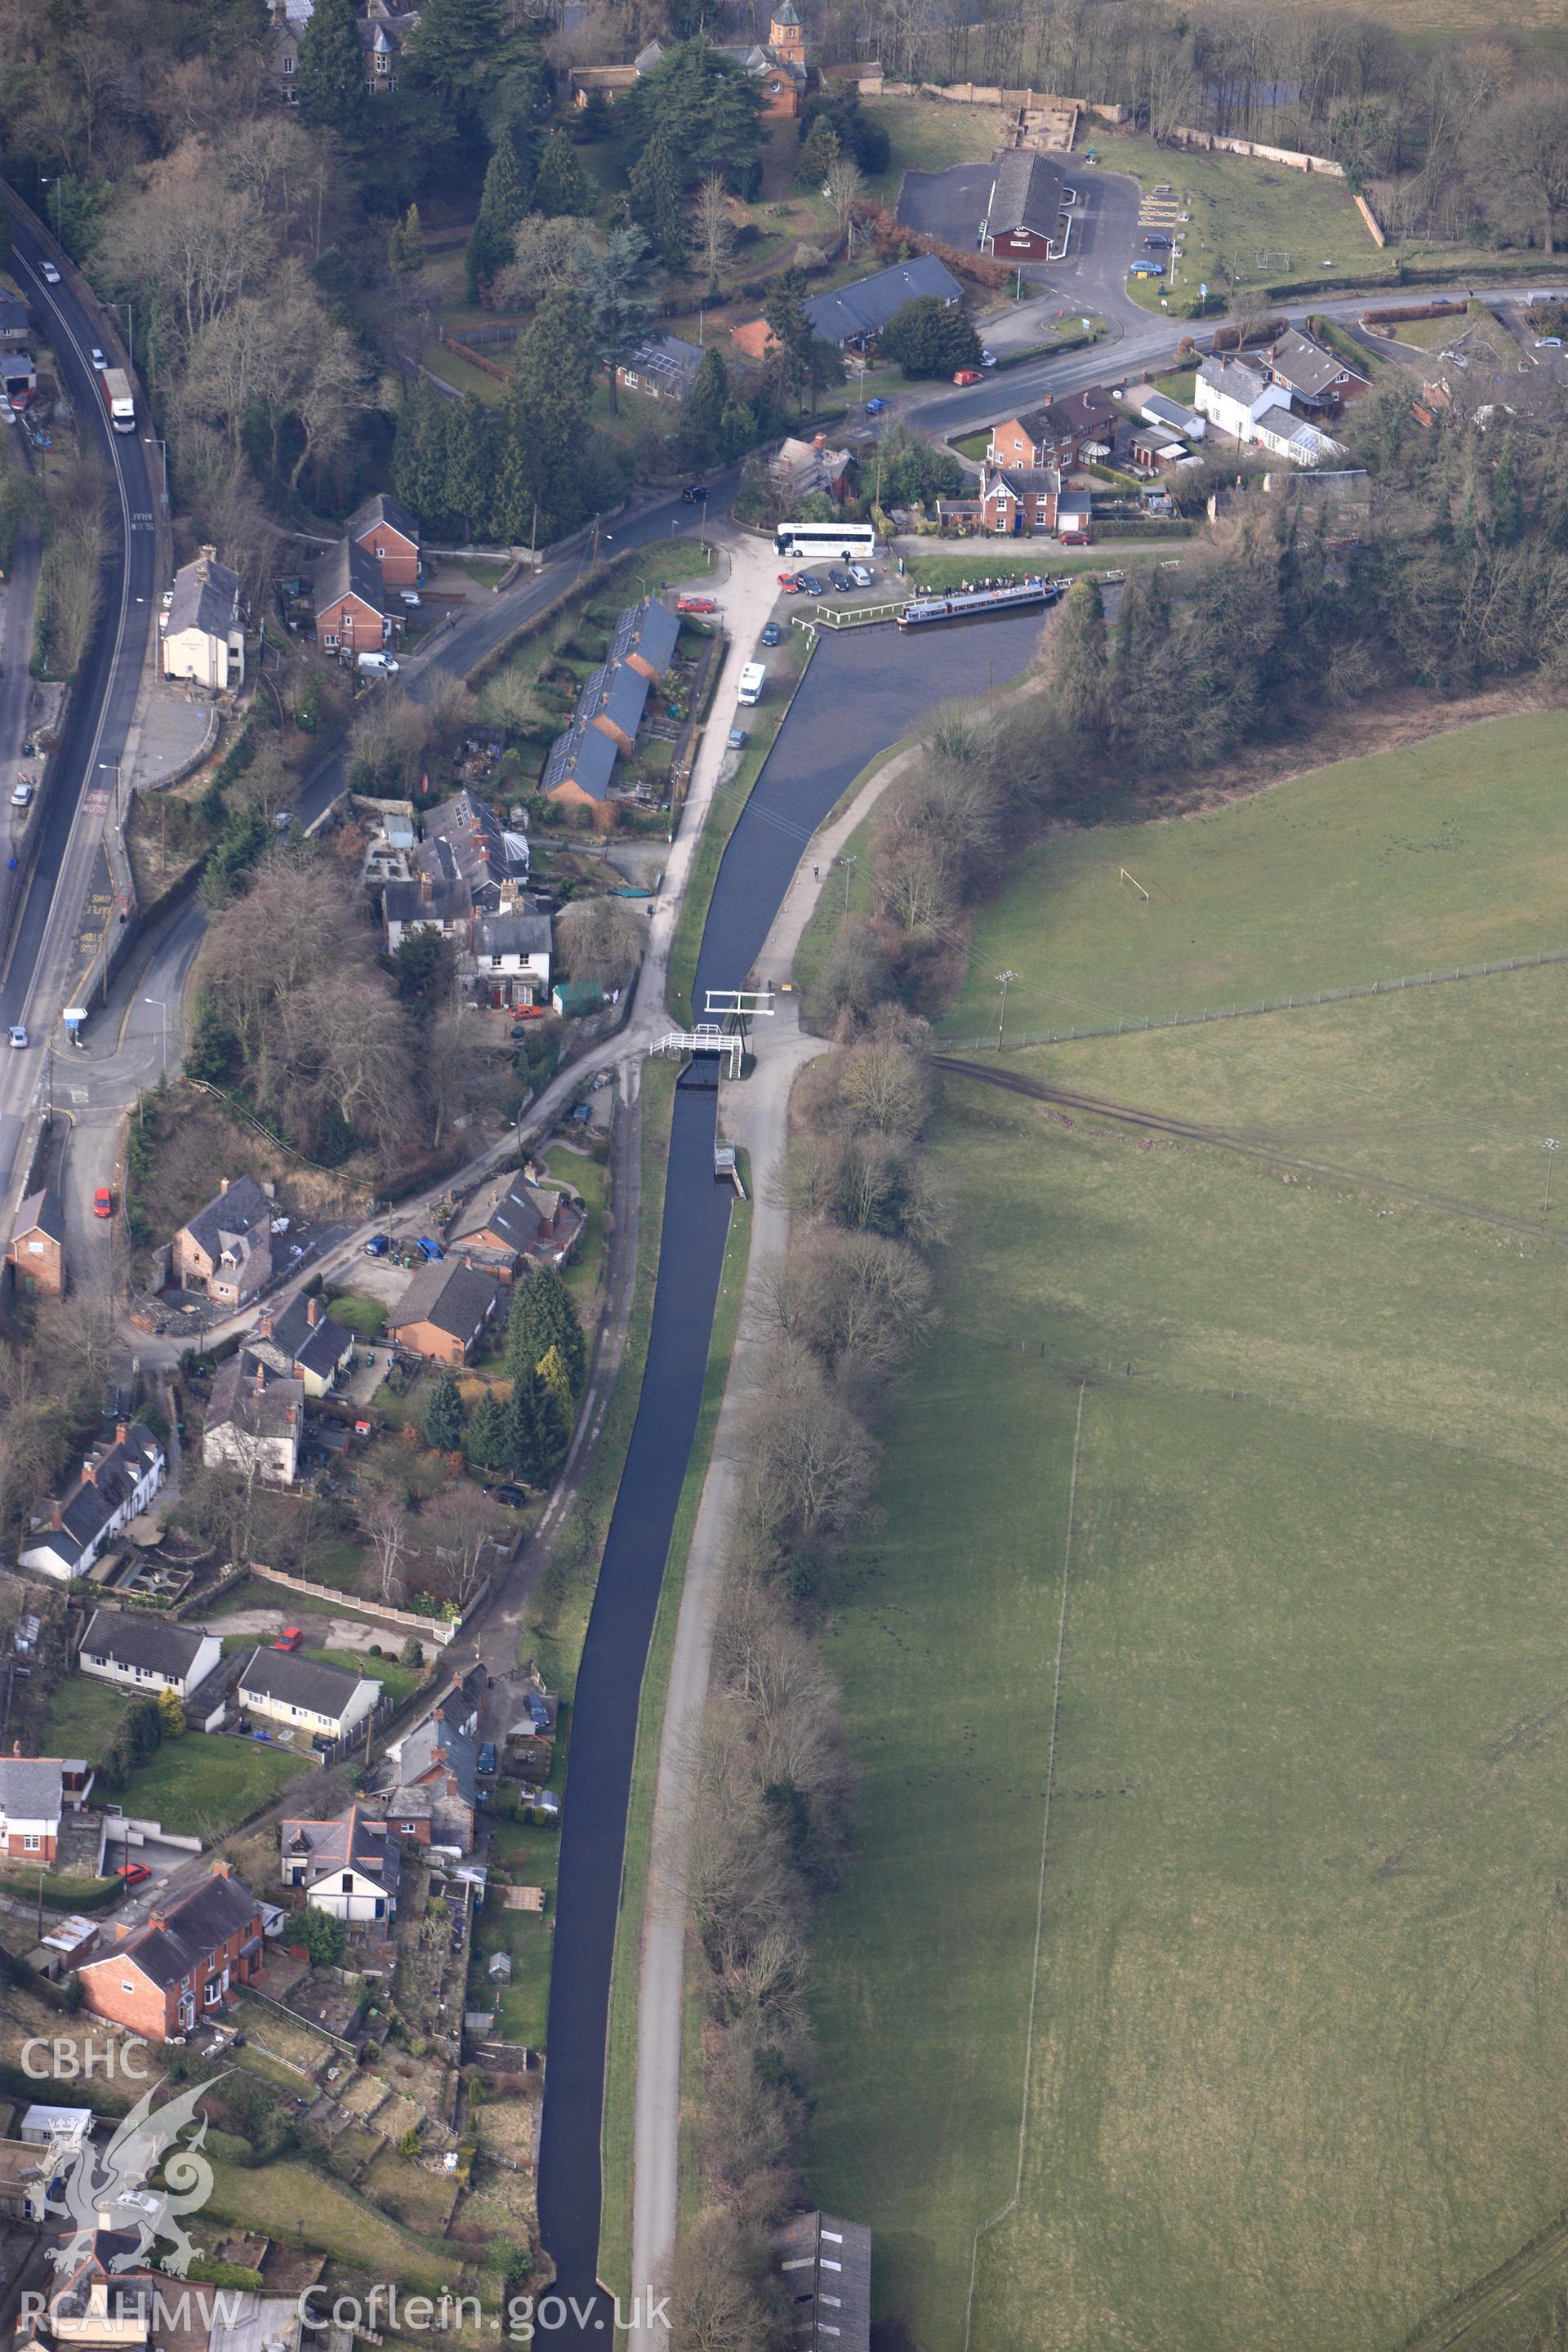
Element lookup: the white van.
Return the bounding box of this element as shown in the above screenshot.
[737,662,765,706]
[356,650,400,675]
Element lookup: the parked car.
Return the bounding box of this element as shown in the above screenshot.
[355,650,400,675]
[116,1861,151,1887]
[311,1734,336,1755]
[477,1741,497,1775]
[416,1235,443,1260]
[1143,233,1172,249]
[90,347,106,371]
[795,571,823,595]
[727,726,747,749]
[980,347,997,367]
[1129,261,1165,278]
[11,780,33,807]
[864,397,888,414]
[272,1627,305,1652]
[399,590,421,608]
[760,621,782,647]
[7,1026,26,1049]
[363,1232,390,1256]
[40,261,60,284]
[681,483,709,502]
[93,1184,113,1217]
[828,568,853,593]
[1535,336,1564,350]
[0,398,14,426]
[953,368,983,385]
[677,595,717,614]
[777,571,800,590]
[510,1009,547,1027]
[849,563,874,587]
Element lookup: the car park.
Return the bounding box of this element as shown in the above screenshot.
[828,568,853,592]
[11,780,32,807]
[7,1026,26,1049]
[727,726,747,749]
[760,621,782,646]
[1143,233,1172,248]
[94,1184,114,1217]
[40,261,60,283]
[953,368,983,385]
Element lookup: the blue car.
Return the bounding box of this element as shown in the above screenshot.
[416,1236,443,1260]
[760,621,782,647]
[478,1741,497,1775]
[865,398,888,415]
[363,1233,390,1257]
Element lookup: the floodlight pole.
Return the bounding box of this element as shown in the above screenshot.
[1544,1137,1560,1211]
[996,969,1017,1051]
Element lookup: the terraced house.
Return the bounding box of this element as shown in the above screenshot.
[75,1862,265,2040]
[19,1422,167,1584]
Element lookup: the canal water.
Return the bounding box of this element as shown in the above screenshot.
[536,609,1046,2339]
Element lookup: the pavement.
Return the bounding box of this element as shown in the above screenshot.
[124,677,218,791]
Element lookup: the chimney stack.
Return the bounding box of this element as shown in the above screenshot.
[47,1499,62,1530]
[210,1858,232,1879]
[82,1458,96,1486]
[256,1314,274,1341]
[254,1363,266,1395]
[114,1422,128,1448]
[148,1913,168,1935]
[306,1298,320,1328]
[286,1404,298,1428]
[420,871,434,903]
[220,1176,230,1196]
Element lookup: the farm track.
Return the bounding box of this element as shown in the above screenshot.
[1398,2204,1568,2350]
[933,1058,1568,1250]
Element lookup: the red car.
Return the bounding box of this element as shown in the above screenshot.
[677,595,717,615]
[93,1184,113,1218]
[272,1626,305,1652]
[952,368,983,385]
[777,571,800,590]
[116,1861,151,1887]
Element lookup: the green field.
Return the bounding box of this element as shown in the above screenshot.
[46,1674,310,1836]
[805,710,1568,2352]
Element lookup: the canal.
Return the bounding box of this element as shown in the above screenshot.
[536,607,1048,2338]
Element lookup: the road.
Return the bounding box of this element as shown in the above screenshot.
[0,203,157,1246]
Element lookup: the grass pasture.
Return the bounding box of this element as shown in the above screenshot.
[805,710,1568,2352]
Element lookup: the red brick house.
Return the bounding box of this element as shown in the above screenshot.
[989,385,1120,471]
[7,1185,64,1298]
[75,1863,265,2040]
[348,492,421,590]
[314,536,390,655]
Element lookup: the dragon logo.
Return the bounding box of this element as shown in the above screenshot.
[43,2074,221,2278]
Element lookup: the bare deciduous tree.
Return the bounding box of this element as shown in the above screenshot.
[693,175,734,301]
[557,892,645,994]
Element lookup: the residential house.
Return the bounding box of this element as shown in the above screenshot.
[19,1423,167,1584]
[348,490,421,588]
[988,384,1120,471]
[1129,385,1206,441]
[1,349,36,403]
[78,1610,220,1703]
[617,333,704,403]
[418,789,531,908]
[445,1169,584,1278]
[314,536,390,656]
[804,253,962,352]
[716,1,808,118]
[382,870,472,955]
[238,1646,381,1743]
[1195,354,1347,466]
[173,1173,274,1307]
[75,1862,265,2040]
[542,715,620,813]
[162,546,245,694]
[280,1801,400,1925]
[775,2212,872,2352]
[7,1184,64,1298]
[247,1292,355,1396]
[580,657,650,753]
[359,2,420,94]
[569,63,640,105]
[1263,326,1368,416]
[977,461,1059,535]
[0,2138,52,2223]
[387,1257,501,1365]
[0,293,29,345]
[772,434,853,503]
[203,1357,305,1486]
[979,149,1068,258]
[383,1679,485,1850]
[0,1755,62,1861]
[611,596,681,682]
[465,910,554,1010]
[1129,421,1191,470]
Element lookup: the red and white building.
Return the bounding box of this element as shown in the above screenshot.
[75,1864,265,2040]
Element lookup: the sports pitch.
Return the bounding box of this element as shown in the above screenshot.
[805,710,1568,2352]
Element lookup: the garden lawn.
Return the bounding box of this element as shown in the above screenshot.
[862,95,1011,196]
[329,1291,389,1338]
[1367,299,1504,354]
[474,1817,562,2048]
[46,1675,314,1837]
[199,2155,453,2290]
[806,706,1568,2352]
[543,1143,607,1310]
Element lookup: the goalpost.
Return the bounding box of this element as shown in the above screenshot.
[1119,867,1151,902]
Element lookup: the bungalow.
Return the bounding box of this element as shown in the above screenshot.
[172,1172,273,1307]
[0,1756,62,1862]
[580,657,650,752]
[247,1292,355,1396]
[446,1169,584,1278]
[7,1184,64,1298]
[803,254,963,352]
[387,1257,501,1365]
[1263,326,1368,416]
[19,1423,167,1584]
[162,546,244,694]
[542,716,619,813]
[280,1801,400,1925]
[314,536,390,656]
[203,1356,304,1486]
[382,870,471,954]
[465,910,553,1010]
[989,385,1120,471]
[75,1862,265,2041]
[78,1610,221,1702]
[617,334,703,403]
[238,1646,381,1743]
[611,597,680,681]
[979,149,1068,259]
[347,490,421,588]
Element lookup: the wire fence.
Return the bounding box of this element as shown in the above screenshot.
[938,947,1568,1054]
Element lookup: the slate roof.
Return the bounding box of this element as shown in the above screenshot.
[314,535,385,618]
[610,597,680,678]
[384,875,471,931]
[388,1258,501,1348]
[167,550,240,642]
[282,1801,401,1894]
[25,1424,163,1573]
[207,1354,305,1446]
[984,463,1059,499]
[182,1174,272,1264]
[472,911,551,962]
[12,1187,63,1243]
[804,255,963,346]
[347,492,420,546]
[1197,354,1272,409]
[542,716,619,803]
[581,658,650,741]
[395,1708,478,1810]
[253,1294,354,1383]
[419,791,529,889]
[985,149,1066,240]
[449,1171,555,1255]
[1013,383,1120,448]
[84,1872,262,1992]
[0,1757,64,1825]
[1138,390,1204,434]
[239,1645,375,1722]
[1267,326,1364,399]
[80,1610,212,1681]
[0,294,29,339]
[621,333,703,393]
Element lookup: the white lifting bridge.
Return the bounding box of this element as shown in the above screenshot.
[648,988,775,1083]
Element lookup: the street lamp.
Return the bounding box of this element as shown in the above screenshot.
[118,301,134,372]
[38,176,63,244]
[996,969,1018,1051]
[1544,1137,1561,1212]
[99,758,121,825]
[143,997,168,1080]
[144,434,168,505]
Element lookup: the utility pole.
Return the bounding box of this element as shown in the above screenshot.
[996,969,1017,1051]
[1545,1137,1560,1211]
[838,853,856,911]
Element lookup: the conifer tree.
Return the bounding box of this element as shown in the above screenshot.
[425,1371,466,1452]
[628,131,688,274]
[681,345,728,459]
[466,1388,511,1470]
[796,114,840,187]
[532,127,590,219]
[1045,577,1109,736]
[295,0,366,131]
[466,128,534,301]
